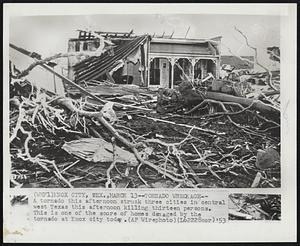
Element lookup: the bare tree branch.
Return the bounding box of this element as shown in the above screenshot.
[234,26,279,92]
[14,31,116,79]
[15,50,109,79]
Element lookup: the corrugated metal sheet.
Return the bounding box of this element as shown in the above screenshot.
[73,35,149,82]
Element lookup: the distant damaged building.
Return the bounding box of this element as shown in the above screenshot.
[67,30,222,89]
[220,55,254,71]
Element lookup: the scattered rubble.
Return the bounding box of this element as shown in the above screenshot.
[9,41,281,189]
[229,194,281,220]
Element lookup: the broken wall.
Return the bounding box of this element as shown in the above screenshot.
[67,39,100,81]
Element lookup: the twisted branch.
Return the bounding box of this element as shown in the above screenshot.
[234,26,279,92]
[55,97,188,185]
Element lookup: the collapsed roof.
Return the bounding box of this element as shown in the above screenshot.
[72,35,150,82]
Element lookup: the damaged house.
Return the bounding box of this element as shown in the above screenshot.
[67,30,221,90]
[8,27,281,190]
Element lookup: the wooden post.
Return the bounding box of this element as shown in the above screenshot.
[170,58,175,89]
[191,58,196,83]
[148,57,154,87]
[215,58,221,79]
[200,60,204,79]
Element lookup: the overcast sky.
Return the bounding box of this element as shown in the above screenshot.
[9,14,280,68]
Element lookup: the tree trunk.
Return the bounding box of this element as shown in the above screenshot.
[177,81,280,120]
[205,91,280,119]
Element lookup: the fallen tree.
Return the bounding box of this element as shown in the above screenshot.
[172,81,280,122]
[205,91,280,120]
[9,43,281,189]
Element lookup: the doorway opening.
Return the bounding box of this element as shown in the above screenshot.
[149,57,171,88]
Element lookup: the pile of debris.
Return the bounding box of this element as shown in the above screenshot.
[9,80,280,189]
[229,194,281,220]
[9,44,281,189]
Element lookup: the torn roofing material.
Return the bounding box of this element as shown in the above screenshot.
[73,35,149,82]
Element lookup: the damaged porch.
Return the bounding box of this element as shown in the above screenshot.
[148,37,221,88]
[67,30,221,91]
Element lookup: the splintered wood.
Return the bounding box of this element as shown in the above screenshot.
[9,47,281,188]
